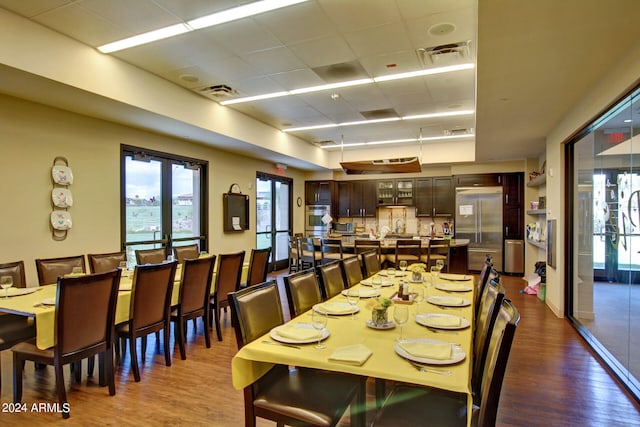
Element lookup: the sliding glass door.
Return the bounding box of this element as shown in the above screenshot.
[121,146,207,265]
[256,173,292,271]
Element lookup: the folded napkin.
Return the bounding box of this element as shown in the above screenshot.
[275,325,320,341]
[319,302,354,314]
[329,344,372,366]
[399,342,452,360]
[432,296,464,306]
[345,288,378,298]
[425,316,461,327]
[438,282,470,291]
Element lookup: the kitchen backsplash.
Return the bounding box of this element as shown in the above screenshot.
[340,207,453,236]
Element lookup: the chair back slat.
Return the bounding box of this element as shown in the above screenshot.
[173,244,200,262]
[36,256,86,285]
[135,248,166,265]
[88,252,126,273]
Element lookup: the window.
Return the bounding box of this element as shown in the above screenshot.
[121,145,208,265]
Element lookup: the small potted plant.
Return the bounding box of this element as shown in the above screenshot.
[408,263,427,282]
[367,297,393,326]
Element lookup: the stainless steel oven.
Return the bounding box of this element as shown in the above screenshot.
[305,205,331,237]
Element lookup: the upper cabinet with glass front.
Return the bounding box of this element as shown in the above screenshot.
[377,179,414,206]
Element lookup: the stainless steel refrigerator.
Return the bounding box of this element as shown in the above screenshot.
[455,186,503,271]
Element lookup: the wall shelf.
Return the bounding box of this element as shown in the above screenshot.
[527,209,546,215]
[527,239,546,249]
[527,174,546,187]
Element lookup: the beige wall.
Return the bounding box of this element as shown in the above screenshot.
[0,94,305,284]
[544,42,640,317]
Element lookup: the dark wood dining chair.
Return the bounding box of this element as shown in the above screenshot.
[115,261,177,382]
[228,280,366,427]
[173,244,200,262]
[87,251,126,273]
[473,279,506,393]
[242,247,271,288]
[35,255,86,285]
[371,299,520,427]
[422,238,450,271]
[361,248,382,277]
[354,239,382,263]
[299,237,321,268]
[0,261,35,398]
[475,256,494,316]
[170,256,216,360]
[387,239,421,268]
[210,251,245,341]
[341,255,363,288]
[283,268,322,318]
[288,236,302,273]
[316,260,347,300]
[12,269,121,418]
[135,247,166,265]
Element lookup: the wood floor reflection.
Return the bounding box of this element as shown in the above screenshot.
[1,273,639,426]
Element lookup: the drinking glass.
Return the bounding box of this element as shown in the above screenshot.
[372,276,382,295]
[430,266,440,284]
[311,310,328,349]
[346,288,360,320]
[412,285,424,314]
[398,260,408,272]
[393,305,409,342]
[0,276,13,298]
[386,267,396,279]
[435,259,445,271]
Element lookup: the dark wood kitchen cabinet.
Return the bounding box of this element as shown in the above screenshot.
[337,181,376,217]
[377,179,414,206]
[454,173,502,187]
[305,180,333,205]
[415,177,454,217]
[502,172,524,239]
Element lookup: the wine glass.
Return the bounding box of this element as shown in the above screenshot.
[398,260,408,274]
[371,276,382,295]
[393,305,409,342]
[346,288,360,320]
[412,285,424,314]
[435,259,445,272]
[311,310,328,349]
[0,276,13,298]
[430,266,440,284]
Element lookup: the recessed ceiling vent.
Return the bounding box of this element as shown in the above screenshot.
[312,60,369,83]
[444,127,474,136]
[360,108,399,120]
[417,40,471,65]
[195,84,238,100]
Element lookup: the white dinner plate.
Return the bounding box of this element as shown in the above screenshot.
[341,288,380,298]
[427,296,471,307]
[270,323,330,344]
[366,320,396,330]
[377,271,407,277]
[439,273,473,281]
[5,287,39,297]
[395,338,466,365]
[42,298,56,306]
[415,313,470,330]
[313,302,359,316]
[435,283,473,292]
[360,279,394,287]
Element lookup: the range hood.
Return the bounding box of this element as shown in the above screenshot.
[340,157,422,174]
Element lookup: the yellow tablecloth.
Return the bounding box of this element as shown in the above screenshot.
[232,272,475,396]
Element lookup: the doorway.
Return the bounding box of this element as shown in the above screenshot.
[256,173,292,271]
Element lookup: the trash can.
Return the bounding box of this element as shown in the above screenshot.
[504,239,524,274]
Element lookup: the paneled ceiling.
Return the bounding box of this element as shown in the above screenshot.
[1,0,639,168]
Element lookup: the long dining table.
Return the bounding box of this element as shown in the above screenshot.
[231,269,476,426]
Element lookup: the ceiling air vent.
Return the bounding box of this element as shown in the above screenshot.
[196,84,238,100]
[417,40,471,65]
[444,128,474,136]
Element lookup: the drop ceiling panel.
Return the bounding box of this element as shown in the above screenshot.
[254,1,334,45]
[343,22,414,58]
[206,19,284,56]
[0,0,71,18]
[267,68,325,91]
[153,0,239,21]
[358,51,423,77]
[288,35,356,69]
[396,0,471,19]
[243,46,306,75]
[404,9,475,48]
[318,0,401,33]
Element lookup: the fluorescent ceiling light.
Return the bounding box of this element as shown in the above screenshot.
[221,63,474,105]
[320,134,475,149]
[189,0,309,29]
[98,24,190,53]
[97,0,310,53]
[283,110,473,133]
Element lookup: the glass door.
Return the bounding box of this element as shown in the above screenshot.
[121,146,207,265]
[256,173,292,271]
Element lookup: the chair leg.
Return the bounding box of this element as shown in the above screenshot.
[141,335,147,359]
[203,313,211,349]
[176,317,186,360]
[13,353,24,402]
[72,360,82,383]
[163,324,172,367]
[87,355,95,376]
[130,336,141,382]
[215,306,222,341]
[54,363,69,418]
[105,349,115,396]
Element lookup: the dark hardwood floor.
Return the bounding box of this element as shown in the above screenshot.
[1,272,639,426]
